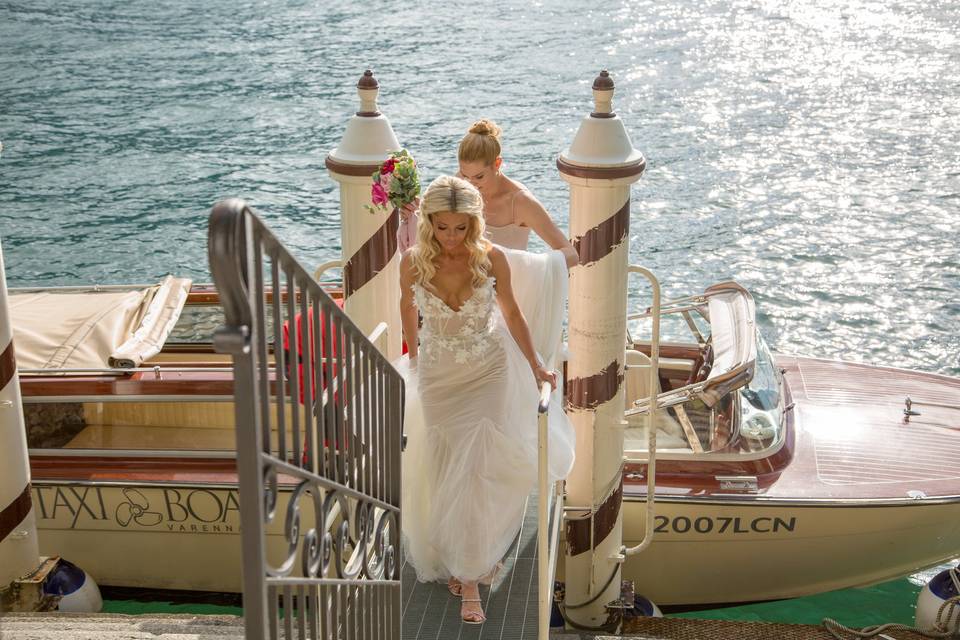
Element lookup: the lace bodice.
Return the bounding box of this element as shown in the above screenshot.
[415,278,500,365]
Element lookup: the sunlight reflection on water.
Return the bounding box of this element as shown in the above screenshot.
[0,0,957,374]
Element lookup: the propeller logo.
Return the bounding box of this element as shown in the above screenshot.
[115,488,163,527]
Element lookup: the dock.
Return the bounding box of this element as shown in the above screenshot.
[1,612,938,640]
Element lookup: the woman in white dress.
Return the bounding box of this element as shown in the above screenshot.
[398,175,573,624]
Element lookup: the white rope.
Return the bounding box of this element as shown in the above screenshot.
[822,568,960,639]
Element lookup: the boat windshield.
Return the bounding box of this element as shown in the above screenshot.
[737,335,783,450]
[624,333,784,459]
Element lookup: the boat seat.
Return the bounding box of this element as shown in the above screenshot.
[28,399,317,452]
[84,400,236,429]
[64,423,237,450]
[623,350,689,451]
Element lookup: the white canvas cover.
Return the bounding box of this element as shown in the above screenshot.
[705,282,757,378]
[9,276,192,371]
[699,282,758,406]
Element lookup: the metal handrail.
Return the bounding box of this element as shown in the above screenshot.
[623,265,660,557]
[208,199,403,639]
[546,475,564,628]
[627,303,704,321]
[313,259,343,282]
[366,321,389,355]
[537,379,552,640]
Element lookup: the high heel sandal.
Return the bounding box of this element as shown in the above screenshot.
[447,577,462,597]
[479,561,503,586]
[460,597,486,624]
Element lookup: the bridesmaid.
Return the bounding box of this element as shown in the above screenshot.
[397,119,580,271]
[456,119,578,268]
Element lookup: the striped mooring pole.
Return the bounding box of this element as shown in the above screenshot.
[0,238,41,592]
[559,70,646,630]
[325,70,403,360]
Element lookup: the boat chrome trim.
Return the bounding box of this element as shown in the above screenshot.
[9,283,164,294]
[622,493,960,507]
[18,367,235,375]
[23,395,233,404]
[716,476,759,491]
[30,447,236,458]
[31,478,250,490]
[623,426,787,464]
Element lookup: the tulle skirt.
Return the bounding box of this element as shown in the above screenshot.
[397,247,575,583]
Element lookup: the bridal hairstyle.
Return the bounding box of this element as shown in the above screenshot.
[412,175,492,289]
[458,119,502,166]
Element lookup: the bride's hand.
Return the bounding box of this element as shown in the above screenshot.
[400,197,420,222]
[532,365,557,390]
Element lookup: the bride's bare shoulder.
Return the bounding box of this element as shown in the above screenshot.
[487,244,506,263]
[486,246,511,276]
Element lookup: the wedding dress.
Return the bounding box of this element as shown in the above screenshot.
[398,272,575,583]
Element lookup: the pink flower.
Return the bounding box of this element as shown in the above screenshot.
[380,158,396,174]
[379,172,392,189]
[371,182,388,206]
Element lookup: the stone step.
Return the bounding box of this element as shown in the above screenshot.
[0,613,245,640]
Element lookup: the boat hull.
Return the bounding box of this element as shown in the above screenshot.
[621,496,960,605]
[32,480,311,592]
[36,480,960,601]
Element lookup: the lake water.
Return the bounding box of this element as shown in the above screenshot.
[1,0,958,378]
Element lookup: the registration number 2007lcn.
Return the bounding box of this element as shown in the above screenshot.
[652,515,796,535]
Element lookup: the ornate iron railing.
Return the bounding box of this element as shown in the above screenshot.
[208,199,403,640]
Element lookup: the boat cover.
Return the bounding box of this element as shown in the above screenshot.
[9,276,192,371]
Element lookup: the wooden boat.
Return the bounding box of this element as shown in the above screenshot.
[14,278,328,592]
[618,281,960,605]
[13,277,960,603]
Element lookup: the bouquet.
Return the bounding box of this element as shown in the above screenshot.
[366,149,420,215]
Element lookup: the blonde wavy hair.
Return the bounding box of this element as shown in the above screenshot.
[458,118,502,166]
[411,175,492,289]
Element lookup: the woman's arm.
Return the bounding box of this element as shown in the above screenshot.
[515,191,579,269]
[490,248,557,388]
[399,250,419,360]
[398,197,420,252]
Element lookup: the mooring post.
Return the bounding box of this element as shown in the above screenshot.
[559,70,646,630]
[325,70,403,359]
[0,239,41,603]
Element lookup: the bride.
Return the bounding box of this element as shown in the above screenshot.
[398,175,574,624]
[399,119,578,362]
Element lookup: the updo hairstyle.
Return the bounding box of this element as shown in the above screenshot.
[458,119,502,166]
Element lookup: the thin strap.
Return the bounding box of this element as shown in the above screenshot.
[509,188,528,225]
